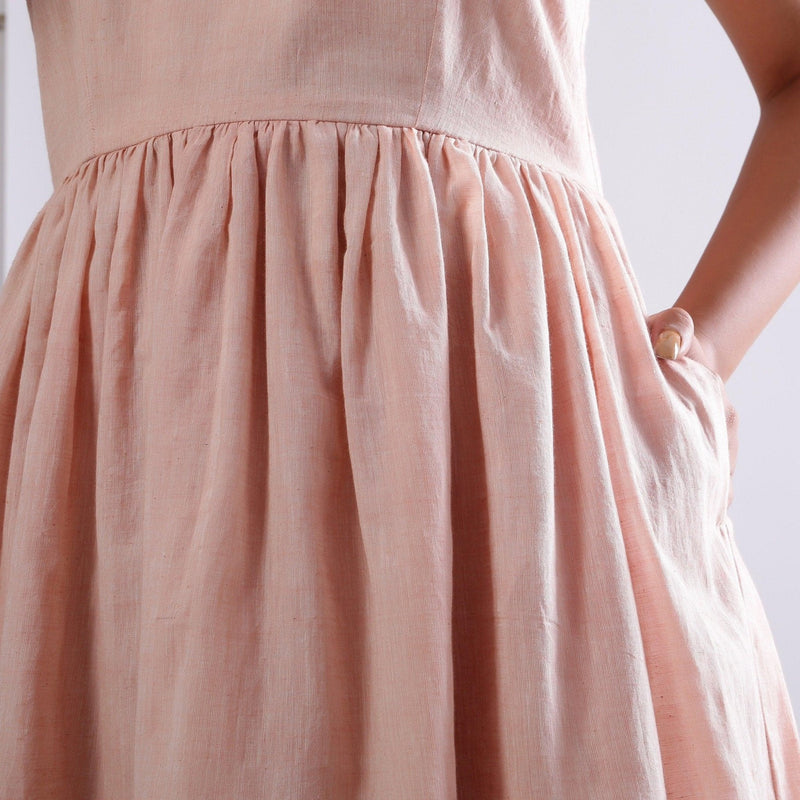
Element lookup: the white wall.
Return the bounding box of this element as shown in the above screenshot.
[3,0,800,716]
[1,1,4,266]
[2,0,50,283]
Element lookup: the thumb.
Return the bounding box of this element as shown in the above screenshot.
[646,306,695,360]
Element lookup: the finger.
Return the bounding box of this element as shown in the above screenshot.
[647,306,695,359]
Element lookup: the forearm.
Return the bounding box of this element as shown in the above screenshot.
[672,74,800,384]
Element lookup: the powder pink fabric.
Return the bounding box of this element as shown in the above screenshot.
[1,2,799,798]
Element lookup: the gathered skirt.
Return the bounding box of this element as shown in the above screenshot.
[1,118,799,799]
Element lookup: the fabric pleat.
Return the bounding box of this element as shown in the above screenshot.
[1,119,799,799]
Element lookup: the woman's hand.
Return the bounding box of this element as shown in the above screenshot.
[646,305,739,509]
[645,306,716,374]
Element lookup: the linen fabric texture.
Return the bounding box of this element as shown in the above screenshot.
[1,1,799,798]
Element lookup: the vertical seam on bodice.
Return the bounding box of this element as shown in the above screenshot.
[414,0,443,129]
[75,3,97,159]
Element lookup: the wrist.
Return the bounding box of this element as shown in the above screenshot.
[691,328,730,384]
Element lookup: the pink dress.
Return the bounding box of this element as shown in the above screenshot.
[1,2,799,798]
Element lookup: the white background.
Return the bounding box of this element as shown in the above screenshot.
[3,1,800,714]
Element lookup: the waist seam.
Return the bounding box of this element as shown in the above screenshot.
[57,115,606,204]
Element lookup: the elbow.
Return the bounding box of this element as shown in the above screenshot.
[758,65,800,110]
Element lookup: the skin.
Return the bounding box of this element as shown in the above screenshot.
[668,0,800,384]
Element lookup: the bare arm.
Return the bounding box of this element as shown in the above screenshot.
[672,0,800,383]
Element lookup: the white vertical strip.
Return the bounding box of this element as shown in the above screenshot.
[2,2,50,287]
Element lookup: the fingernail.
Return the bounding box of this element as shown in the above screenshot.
[654,329,681,360]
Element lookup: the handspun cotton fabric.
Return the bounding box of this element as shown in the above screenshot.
[1,1,799,798]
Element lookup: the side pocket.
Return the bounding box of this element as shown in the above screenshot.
[639,302,739,520]
[681,348,739,514]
